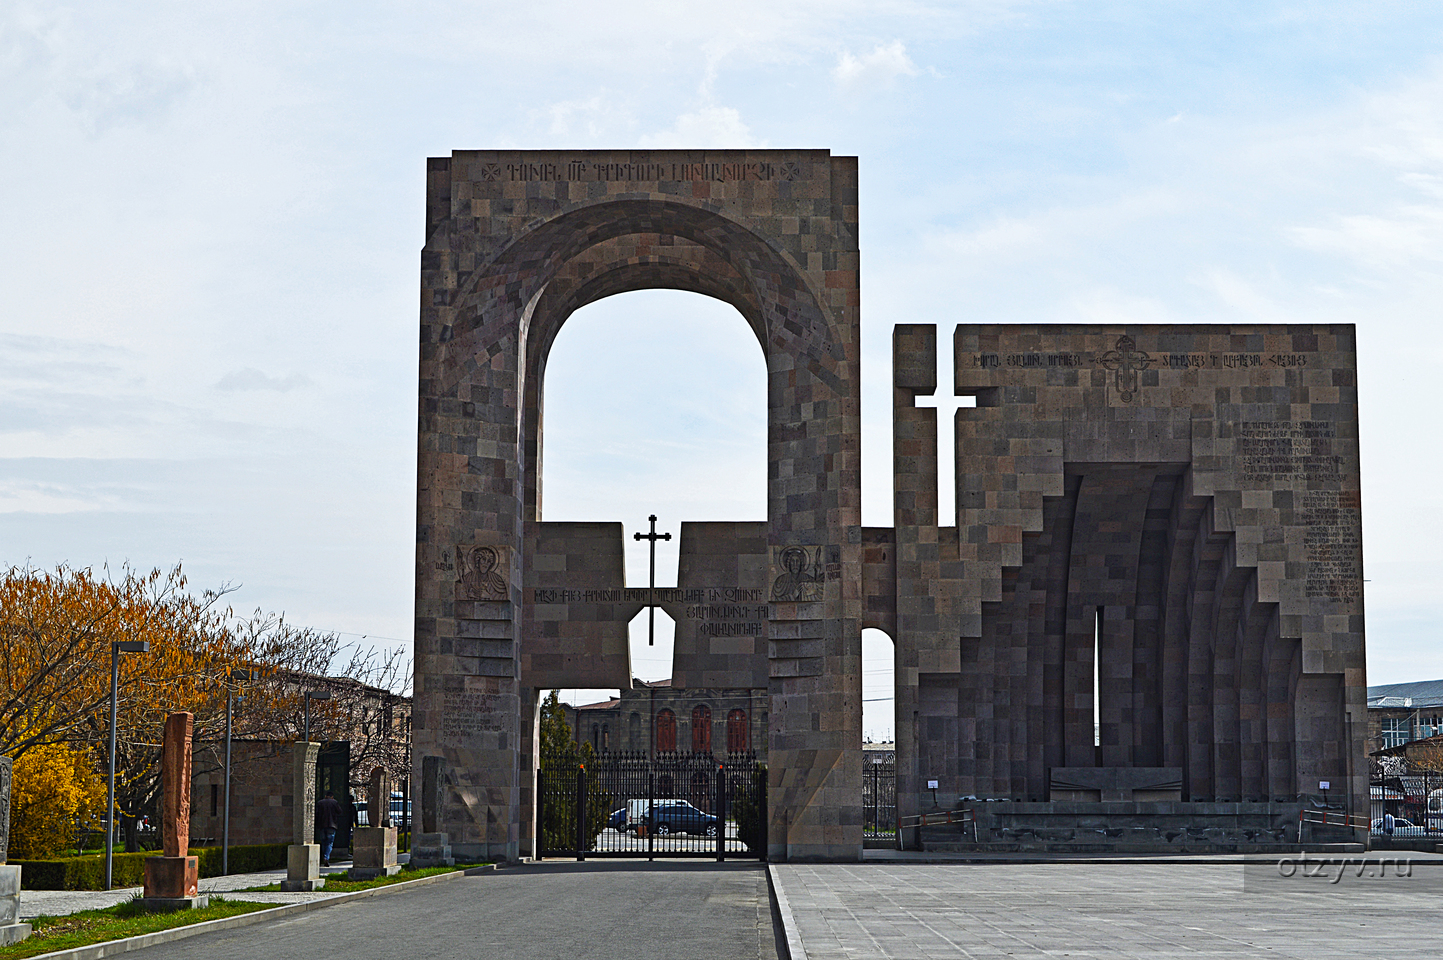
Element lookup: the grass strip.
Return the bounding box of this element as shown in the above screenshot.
[241,864,466,893]
[0,895,273,959]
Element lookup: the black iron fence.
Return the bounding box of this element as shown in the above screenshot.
[539,750,765,859]
[1371,769,1443,837]
[863,752,896,839]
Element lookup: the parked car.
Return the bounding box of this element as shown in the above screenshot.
[1372,817,1425,837]
[625,798,690,833]
[647,800,718,838]
[607,808,627,831]
[356,793,413,827]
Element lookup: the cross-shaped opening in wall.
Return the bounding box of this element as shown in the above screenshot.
[912,327,976,527]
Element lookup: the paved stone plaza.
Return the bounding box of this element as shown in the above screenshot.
[773,861,1443,959]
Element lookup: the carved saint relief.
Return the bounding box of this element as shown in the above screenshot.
[458,545,509,601]
[769,546,825,602]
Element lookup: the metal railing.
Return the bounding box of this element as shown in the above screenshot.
[539,750,764,860]
[899,808,978,842]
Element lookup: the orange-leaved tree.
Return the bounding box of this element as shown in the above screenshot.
[0,563,252,849]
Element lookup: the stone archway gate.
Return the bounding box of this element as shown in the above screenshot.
[413,150,864,863]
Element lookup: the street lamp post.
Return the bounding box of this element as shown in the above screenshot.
[303,690,332,744]
[105,639,149,892]
[222,668,252,876]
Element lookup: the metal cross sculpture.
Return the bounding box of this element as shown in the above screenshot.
[633,514,672,645]
[1097,335,1153,403]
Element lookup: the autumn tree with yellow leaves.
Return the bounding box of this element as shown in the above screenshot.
[1,563,251,849]
[0,563,244,761]
[7,742,106,858]
[2,562,411,852]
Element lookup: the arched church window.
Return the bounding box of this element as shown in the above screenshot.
[656,709,676,752]
[602,723,609,751]
[591,723,599,751]
[692,705,712,754]
[727,709,748,753]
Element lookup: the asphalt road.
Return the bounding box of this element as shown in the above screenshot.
[125,860,782,960]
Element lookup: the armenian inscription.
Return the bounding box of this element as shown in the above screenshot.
[1238,422,1342,483]
[480,160,803,183]
[441,691,506,738]
[1302,491,1362,603]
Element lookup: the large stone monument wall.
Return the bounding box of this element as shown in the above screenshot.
[414,149,862,862]
[412,148,1368,860]
[880,324,1366,834]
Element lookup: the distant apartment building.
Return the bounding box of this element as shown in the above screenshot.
[1368,679,1443,752]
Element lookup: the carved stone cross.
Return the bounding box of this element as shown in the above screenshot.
[1097,335,1153,403]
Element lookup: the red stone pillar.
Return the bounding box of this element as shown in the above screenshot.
[142,712,207,909]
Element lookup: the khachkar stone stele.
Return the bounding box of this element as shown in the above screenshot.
[409,756,453,867]
[281,741,324,891]
[349,767,400,879]
[141,713,208,910]
[0,756,32,944]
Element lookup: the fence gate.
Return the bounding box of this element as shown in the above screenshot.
[538,750,764,859]
[863,752,896,843]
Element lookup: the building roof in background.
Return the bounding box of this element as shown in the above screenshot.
[1368,679,1443,709]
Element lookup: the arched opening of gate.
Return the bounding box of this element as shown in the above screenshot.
[532,288,771,858]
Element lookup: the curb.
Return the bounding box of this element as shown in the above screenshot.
[858,854,1443,866]
[20,867,484,960]
[766,865,806,960]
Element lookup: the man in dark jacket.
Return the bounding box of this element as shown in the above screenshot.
[316,791,345,867]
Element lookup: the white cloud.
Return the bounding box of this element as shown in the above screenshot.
[545,93,635,139]
[638,106,764,149]
[215,368,312,392]
[833,40,919,88]
[64,60,195,135]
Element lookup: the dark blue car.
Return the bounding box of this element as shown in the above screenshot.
[648,801,718,837]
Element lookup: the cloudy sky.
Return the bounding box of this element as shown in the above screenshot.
[5,2,1442,739]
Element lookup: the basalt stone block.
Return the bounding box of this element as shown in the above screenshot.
[143,855,198,897]
[421,755,445,834]
[0,864,26,944]
[368,767,392,828]
[292,742,320,846]
[0,756,11,865]
[410,831,454,868]
[348,826,400,880]
[281,843,324,892]
[139,856,207,912]
[159,713,193,857]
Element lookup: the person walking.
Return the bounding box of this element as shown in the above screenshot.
[316,790,345,867]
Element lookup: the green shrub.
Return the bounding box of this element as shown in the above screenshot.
[731,764,767,855]
[14,851,151,890]
[192,843,289,877]
[14,843,290,890]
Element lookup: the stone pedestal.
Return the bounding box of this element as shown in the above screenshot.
[0,865,30,945]
[281,843,325,891]
[139,855,208,910]
[349,826,400,879]
[410,832,454,867]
